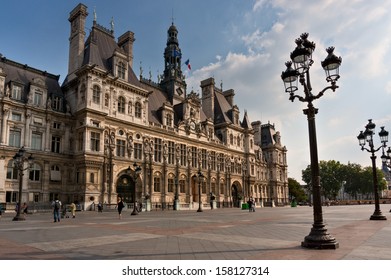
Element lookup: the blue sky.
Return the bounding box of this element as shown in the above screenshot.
[2,0,391,183]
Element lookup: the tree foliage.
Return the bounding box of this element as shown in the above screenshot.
[288,177,307,202]
[301,160,387,200]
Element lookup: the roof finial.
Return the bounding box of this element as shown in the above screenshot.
[220,80,223,91]
[171,8,175,25]
[110,17,114,34]
[93,7,97,23]
[139,61,143,79]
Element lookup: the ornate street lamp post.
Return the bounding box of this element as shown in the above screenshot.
[357,119,388,220]
[131,162,142,215]
[382,147,391,212]
[12,147,34,221]
[281,33,341,249]
[197,170,204,212]
[174,177,179,210]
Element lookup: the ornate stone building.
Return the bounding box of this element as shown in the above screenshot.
[0,3,288,210]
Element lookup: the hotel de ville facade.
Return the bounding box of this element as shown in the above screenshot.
[0,3,288,211]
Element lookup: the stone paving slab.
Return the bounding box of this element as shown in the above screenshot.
[1,205,391,260]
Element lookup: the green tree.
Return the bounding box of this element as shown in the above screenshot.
[288,178,307,202]
[301,160,344,199]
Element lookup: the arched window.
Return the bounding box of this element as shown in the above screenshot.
[230,134,233,145]
[135,102,142,118]
[118,62,126,79]
[118,96,125,114]
[29,163,41,181]
[6,160,18,180]
[92,85,101,104]
[237,136,241,147]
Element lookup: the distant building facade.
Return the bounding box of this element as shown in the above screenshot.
[0,3,288,210]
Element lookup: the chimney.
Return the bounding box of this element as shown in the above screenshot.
[118,31,135,68]
[68,3,88,76]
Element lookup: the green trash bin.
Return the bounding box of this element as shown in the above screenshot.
[242,203,249,210]
[291,201,297,207]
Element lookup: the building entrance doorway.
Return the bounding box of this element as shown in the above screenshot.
[116,175,135,203]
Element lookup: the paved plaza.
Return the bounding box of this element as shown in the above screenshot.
[0,204,391,260]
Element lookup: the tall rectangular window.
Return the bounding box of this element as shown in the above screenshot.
[168,141,175,165]
[51,136,61,153]
[210,151,216,171]
[31,132,42,150]
[12,85,22,100]
[180,144,187,166]
[116,139,126,157]
[201,149,207,170]
[90,132,100,152]
[154,138,162,163]
[34,91,42,106]
[191,147,197,168]
[179,180,185,193]
[219,154,225,172]
[134,143,143,160]
[52,97,62,111]
[9,129,21,147]
[153,177,161,192]
[168,178,174,193]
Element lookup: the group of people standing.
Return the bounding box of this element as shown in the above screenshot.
[51,197,77,222]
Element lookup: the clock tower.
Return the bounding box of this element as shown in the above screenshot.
[160,22,187,105]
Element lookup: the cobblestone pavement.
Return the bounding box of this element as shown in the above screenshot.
[1,204,391,260]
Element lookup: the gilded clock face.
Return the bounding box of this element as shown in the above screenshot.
[190,121,196,130]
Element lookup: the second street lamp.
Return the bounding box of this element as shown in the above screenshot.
[357,119,388,220]
[12,147,34,221]
[197,170,204,212]
[131,163,142,215]
[281,33,341,249]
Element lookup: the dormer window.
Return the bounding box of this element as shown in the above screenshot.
[166,113,173,127]
[117,61,126,79]
[52,96,62,111]
[12,84,22,100]
[34,90,43,106]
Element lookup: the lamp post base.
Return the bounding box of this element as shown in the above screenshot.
[197,208,203,212]
[370,210,386,220]
[301,223,339,249]
[12,214,26,221]
[131,206,139,216]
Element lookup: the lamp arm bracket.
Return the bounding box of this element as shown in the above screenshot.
[314,85,339,100]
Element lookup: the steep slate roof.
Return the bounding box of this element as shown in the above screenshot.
[138,81,168,124]
[0,56,62,98]
[214,91,233,124]
[241,111,252,129]
[82,23,141,86]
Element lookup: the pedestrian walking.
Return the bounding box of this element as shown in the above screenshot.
[70,202,76,218]
[51,197,62,222]
[251,197,256,212]
[97,202,103,212]
[117,197,124,219]
[22,202,29,215]
[247,198,253,212]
